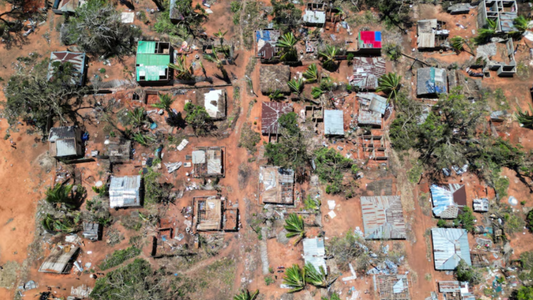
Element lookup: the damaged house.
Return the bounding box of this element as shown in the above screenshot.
[103,140,132,163]
[136,41,172,85]
[431,228,472,270]
[255,29,281,62]
[261,102,293,136]
[417,67,448,98]
[349,57,387,90]
[303,3,326,27]
[438,281,476,300]
[197,89,227,120]
[470,40,516,77]
[48,51,88,86]
[48,126,84,159]
[430,184,467,219]
[357,93,388,128]
[303,238,327,274]
[417,19,449,50]
[39,245,79,274]
[192,147,225,178]
[109,175,142,209]
[477,0,518,33]
[259,166,295,205]
[52,0,85,14]
[361,196,407,240]
[193,196,238,232]
[377,275,410,300]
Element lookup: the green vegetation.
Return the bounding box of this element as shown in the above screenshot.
[238,123,261,153]
[283,264,306,293]
[304,195,320,211]
[143,167,172,205]
[46,183,83,209]
[288,78,304,99]
[516,286,533,300]
[319,45,339,71]
[304,263,327,288]
[494,176,510,198]
[527,210,533,231]
[268,89,284,101]
[151,94,175,114]
[326,231,373,272]
[284,213,306,244]
[383,43,402,61]
[513,15,530,33]
[519,251,533,282]
[504,213,525,235]
[184,102,212,135]
[154,0,207,42]
[475,19,497,44]
[234,289,259,300]
[314,147,357,194]
[99,246,141,270]
[322,293,341,300]
[377,72,402,101]
[170,56,194,80]
[516,104,533,129]
[276,32,299,62]
[453,207,475,232]
[270,0,302,32]
[264,276,274,286]
[91,259,168,299]
[41,214,79,234]
[63,0,141,56]
[303,64,319,83]
[455,259,482,285]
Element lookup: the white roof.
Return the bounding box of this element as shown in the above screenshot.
[303,10,326,24]
[204,89,224,118]
[109,175,142,208]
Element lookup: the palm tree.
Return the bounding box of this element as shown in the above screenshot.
[268,89,284,100]
[450,36,475,55]
[304,263,328,288]
[312,87,324,99]
[233,290,259,300]
[132,132,154,146]
[377,73,402,101]
[41,214,77,234]
[516,104,533,129]
[303,64,319,83]
[214,29,228,48]
[152,94,174,114]
[283,264,306,293]
[127,107,148,130]
[514,15,529,33]
[284,213,306,244]
[169,56,194,80]
[288,78,304,99]
[277,32,299,62]
[475,18,497,44]
[46,183,77,209]
[204,49,230,81]
[321,293,341,300]
[319,45,338,71]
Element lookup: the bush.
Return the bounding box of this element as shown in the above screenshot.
[455,259,482,285]
[264,276,274,286]
[99,246,141,270]
[99,68,106,74]
[437,219,447,228]
[454,207,475,232]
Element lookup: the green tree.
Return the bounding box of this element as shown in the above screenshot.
[184,102,211,135]
[513,15,529,33]
[303,64,319,83]
[283,264,306,293]
[454,207,475,232]
[527,210,533,230]
[151,94,174,114]
[377,73,402,101]
[311,87,324,99]
[270,0,301,31]
[234,290,259,300]
[288,78,304,99]
[284,213,306,244]
[322,293,341,300]
[455,259,482,285]
[516,286,533,300]
[475,19,497,44]
[319,45,339,71]
[276,32,299,62]
[154,0,207,39]
[127,107,148,131]
[64,0,141,56]
[45,183,78,209]
[305,263,328,288]
[268,89,284,101]
[383,43,402,61]
[170,56,194,80]
[143,168,172,204]
[450,36,465,52]
[314,147,355,194]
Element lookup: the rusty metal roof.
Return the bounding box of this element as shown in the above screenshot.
[350,57,386,90]
[261,102,293,135]
[361,196,407,240]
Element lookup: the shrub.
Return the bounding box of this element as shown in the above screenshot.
[99,246,141,270]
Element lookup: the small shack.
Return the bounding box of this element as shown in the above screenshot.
[349,57,386,90]
[82,222,100,241]
[430,184,466,219]
[261,102,293,136]
[48,126,84,159]
[473,198,489,213]
[109,175,142,209]
[417,19,449,50]
[197,89,226,120]
[303,9,326,26]
[193,196,222,232]
[477,0,518,33]
[260,65,291,94]
[192,147,225,177]
[136,41,172,85]
[431,228,471,270]
[447,3,472,14]
[259,166,295,205]
[303,238,327,274]
[358,93,388,128]
[38,245,79,274]
[324,110,344,136]
[438,281,475,299]
[104,140,131,163]
[417,67,448,97]
[360,196,407,240]
[47,51,87,86]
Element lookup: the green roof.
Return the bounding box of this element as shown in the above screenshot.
[136,65,168,81]
[137,41,156,54]
[136,53,170,66]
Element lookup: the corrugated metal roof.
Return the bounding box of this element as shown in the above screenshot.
[56,139,78,157]
[431,228,471,270]
[303,238,327,274]
[324,110,344,136]
[350,57,386,90]
[49,126,77,142]
[39,246,79,273]
[358,110,382,126]
[48,51,86,86]
[192,150,206,164]
[109,175,142,208]
[417,67,448,96]
[207,149,222,174]
[137,41,156,54]
[473,198,489,212]
[303,10,326,24]
[259,166,294,204]
[361,196,407,240]
[430,184,465,218]
[261,102,293,135]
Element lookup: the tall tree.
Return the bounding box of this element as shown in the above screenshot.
[319,45,339,71]
[276,32,299,62]
[184,102,211,135]
[377,73,402,101]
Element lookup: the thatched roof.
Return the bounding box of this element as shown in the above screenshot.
[260,65,291,94]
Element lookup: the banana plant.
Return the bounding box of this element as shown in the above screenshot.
[303,63,319,83]
[283,264,306,293]
[233,290,259,300]
[284,213,306,244]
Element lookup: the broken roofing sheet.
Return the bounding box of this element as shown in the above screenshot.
[430,184,466,219]
[261,102,293,135]
[349,57,386,90]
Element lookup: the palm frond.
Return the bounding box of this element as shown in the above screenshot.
[377,73,402,101]
[311,87,324,99]
[233,289,259,300]
[288,78,304,95]
[152,94,174,111]
[283,264,306,293]
[304,263,328,288]
[303,64,319,83]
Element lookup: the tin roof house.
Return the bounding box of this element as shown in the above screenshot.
[255,29,281,61]
[430,184,467,219]
[417,19,449,50]
[259,166,295,205]
[109,175,142,209]
[192,147,225,177]
[303,3,326,26]
[349,57,386,90]
[356,31,382,54]
[47,51,87,86]
[477,0,518,34]
[136,41,172,85]
[48,126,84,159]
[261,102,293,136]
[324,110,344,136]
[193,196,223,231]
[473,198,489,212]
[417,67,448,98]
[357,93,388,128]
[39,245,79,274]
[303,238,327,274]
[431,228,471,270]
[360,196,407,240]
